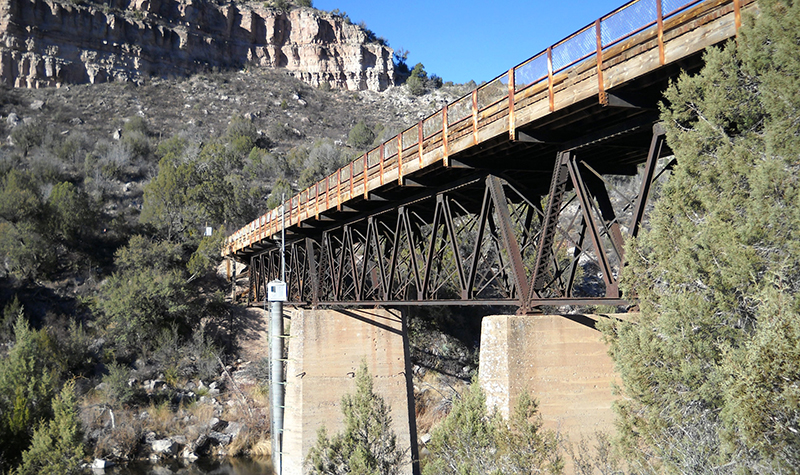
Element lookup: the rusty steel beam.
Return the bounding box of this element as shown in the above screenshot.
[242,144,667,309]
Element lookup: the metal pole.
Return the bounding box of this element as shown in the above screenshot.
[270,298,284,475]
[270,194,287,475]
[282,194,286,283]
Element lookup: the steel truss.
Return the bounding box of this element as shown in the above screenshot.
[247,125,670,311]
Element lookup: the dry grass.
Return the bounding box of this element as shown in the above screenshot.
[414,371,466,435]
[92,411,145,460]
[144,401,174,436]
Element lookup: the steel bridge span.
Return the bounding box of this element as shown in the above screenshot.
[224,0,753,312]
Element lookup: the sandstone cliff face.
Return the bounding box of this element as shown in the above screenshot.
[0,0,395,91]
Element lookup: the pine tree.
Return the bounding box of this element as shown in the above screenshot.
[15,381,86,475]
[306,361,405,475]
[423,382,561,475]
[406,63,428,96]
[602,0,800,471]
[0,316,62,470]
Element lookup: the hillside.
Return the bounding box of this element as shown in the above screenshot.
[0,29,475,467]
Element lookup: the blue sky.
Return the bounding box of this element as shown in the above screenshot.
[313,0,628,84]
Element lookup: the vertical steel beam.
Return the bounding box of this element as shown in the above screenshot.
[630,123,666,239]
[421,196,444,299]
[486,176,530,303]
[441,195,467,298]
[369,218,388,301]
[566,218,587,297]
[566,157,618,297]
[583,169,625,263]
[466,186,492,299]
[306,238,319,307]
[529,152,571,301]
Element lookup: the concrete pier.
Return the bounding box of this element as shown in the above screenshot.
[282,308,416,475]
[479,314,621,441]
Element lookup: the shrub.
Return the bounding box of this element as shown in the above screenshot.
[10,121,45,157]
[16,381,85,475]
[348,120,376,150]
[101,363,138,409]
[406,63,428,96]
[306,361,405,475]
[423,382,562,475]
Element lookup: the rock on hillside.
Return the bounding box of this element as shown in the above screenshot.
[0,0,394,91]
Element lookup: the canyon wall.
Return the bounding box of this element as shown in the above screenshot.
[0,0,395,91]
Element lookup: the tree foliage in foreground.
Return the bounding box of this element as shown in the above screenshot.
[423,382,562,475]
[306,361,405,475]
[602,0,800,472]
[0,315,63,471]
[15,381,85,475]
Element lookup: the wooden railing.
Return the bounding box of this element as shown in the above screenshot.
[224,0,746,257]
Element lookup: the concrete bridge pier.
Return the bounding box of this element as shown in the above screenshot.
[282,308,417,475]
[479,314,620,442]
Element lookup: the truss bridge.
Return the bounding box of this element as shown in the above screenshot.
[223,0,754,311]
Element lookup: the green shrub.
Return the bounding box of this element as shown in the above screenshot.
[406,63,428,96]
[0,316,63,470]
[348,120,376,150]
[101,363,137,408]
[306,361,405,475]
[10,121,45,157]
[16,381,85,475]
[423,382,562,475]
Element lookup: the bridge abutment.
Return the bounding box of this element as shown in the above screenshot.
[479,314,622,441]
[282,308,417,475]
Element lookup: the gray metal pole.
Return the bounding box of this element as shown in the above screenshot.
[270,299,284,475]
[270,195,287,475]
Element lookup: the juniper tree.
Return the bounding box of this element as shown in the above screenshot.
[15,381,85,475]
[306,361,405,475]
[602,0,800,471]
[423,382,561,475]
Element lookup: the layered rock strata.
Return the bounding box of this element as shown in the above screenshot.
[0,0,394,91]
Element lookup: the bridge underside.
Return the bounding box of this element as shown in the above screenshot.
[225,0,752,310]
[241,72,689,310]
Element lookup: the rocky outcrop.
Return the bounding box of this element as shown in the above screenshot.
[0,0,394,91]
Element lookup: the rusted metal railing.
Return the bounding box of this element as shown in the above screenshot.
[224,0,744,257]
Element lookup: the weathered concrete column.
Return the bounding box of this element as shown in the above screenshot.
[282,308,417,475]
[479,314,621,441]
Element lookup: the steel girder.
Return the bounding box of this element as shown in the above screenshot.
[247,126,670,310]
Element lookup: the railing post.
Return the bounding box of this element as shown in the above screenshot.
[734,0,741,31]
[397,133,404,184]
[363,153,368,199]
[379,143,385,185]
[547,46,554,112]
[472,89,479,145]
[325,175,330,211]
[443,103,449,166]
[657,0,665,65]
[349,161,354,197]
[596,19,606,105]
[418,120,424,167]
[336,169,342,211]
[508,68,516,141]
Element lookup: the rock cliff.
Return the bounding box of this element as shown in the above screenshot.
[0,0,395,91]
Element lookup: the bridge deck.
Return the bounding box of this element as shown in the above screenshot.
[224,0,752,260]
